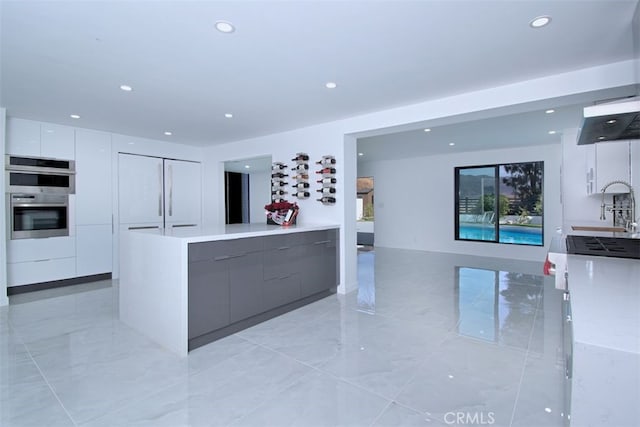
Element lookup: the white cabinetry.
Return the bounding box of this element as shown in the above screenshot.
[7,237,76,286]
[631,141,640,194]
[118,154,164,228]
[76,224,112,276]
[6,118,75,159]
[118,153,201,229]
[75,129,113,276]
[164,159,201,230]
[585,141,633,195]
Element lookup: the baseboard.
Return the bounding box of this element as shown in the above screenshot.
[7,273,113,296]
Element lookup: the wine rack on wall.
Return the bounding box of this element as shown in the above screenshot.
[315,155,336,205]
[291,152,310,200]
[271,161,288,203]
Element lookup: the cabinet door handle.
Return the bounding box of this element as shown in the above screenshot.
[214,255,230,261]
[168,163,173,217]
[128,225,160,230]
[277,246,290,250]
[314,240,330,245]
[172,224,196,228]
[158,163,163,217]
[34,259,51,263]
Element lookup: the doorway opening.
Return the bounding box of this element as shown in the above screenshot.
[357,176,374,248]
[225,171,249,224]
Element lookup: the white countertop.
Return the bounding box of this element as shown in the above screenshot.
[567,254,640,354]
[129,223,340,243]
[548,224,640,354]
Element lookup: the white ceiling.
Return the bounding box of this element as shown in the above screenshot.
[1,0,639,151]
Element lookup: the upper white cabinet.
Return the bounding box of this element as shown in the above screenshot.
[6,118,40,156]
[585,141,634,195]
[41,123,75,159]
[118,153,164,226]
[7,118,75,159]
[75,129,112,225]
[164,159,201,228]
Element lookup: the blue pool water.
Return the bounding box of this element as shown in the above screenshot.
[459,224,543,246]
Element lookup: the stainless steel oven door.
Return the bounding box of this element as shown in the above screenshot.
[6,170,75,194]
[10,193,69,239]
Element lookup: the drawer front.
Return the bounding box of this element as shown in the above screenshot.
[8,257,76,287]
[7,236,76,263]
[262,274,301,312]
[188,237,263,263]
[263,232,307,250]
[263,246,301,280]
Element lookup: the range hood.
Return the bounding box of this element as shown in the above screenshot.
[577,97,640,145]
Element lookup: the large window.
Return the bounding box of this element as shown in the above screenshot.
[455,161,543,246]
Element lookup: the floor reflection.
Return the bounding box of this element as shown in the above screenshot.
[357,248,375,314]
[455,267,543,351]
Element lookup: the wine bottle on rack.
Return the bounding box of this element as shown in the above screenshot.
[317,196,336,204]
[271,182,287,189]
[315,157,336,165]
[315,168,336,174]
[294,191,310,198]
[316,187,336,194]
[271,172,289,178]
[292,164,309,171]
[292,174,309,180]
[272,163,287,170]
[292,182,310,189]
[291,154,309,162]
[317,177,337,184]
[272,189,287,196]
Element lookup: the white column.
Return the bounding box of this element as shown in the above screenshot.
[1,108,8,306]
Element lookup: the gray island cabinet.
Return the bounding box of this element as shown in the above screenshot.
[120,224,339,356]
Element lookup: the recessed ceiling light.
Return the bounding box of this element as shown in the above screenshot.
[358,152,364,156]
[224,113,233,118]
[545,109,555,114]
[548,130,557,135]
[70,114,80,119]
[215,20,235,33]
[529,16,551,28]
[244,165,251,169]
[606,119,617,124]
[164,131,172,136]
[325,82,337,89]
[449,142,455,146]
[598,136,606,140]
[120,84,133,92]
[423,128,431,132]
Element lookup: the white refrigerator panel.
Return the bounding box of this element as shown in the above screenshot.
[119,154,164,225]
[164,159,201,228]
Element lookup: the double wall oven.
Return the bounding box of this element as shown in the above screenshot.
[5,155,75,239]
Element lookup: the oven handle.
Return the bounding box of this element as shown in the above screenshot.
[11,203,68,208]
[7,167,75,175]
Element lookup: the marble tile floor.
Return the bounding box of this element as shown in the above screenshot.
[0,248,565,426]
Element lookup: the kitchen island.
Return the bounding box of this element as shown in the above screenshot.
[548,225,639,426]
[120,223,340,356]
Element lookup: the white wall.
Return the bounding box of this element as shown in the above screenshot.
[358,144,562,262]
[1,108,7,306]
[249,170,270,223]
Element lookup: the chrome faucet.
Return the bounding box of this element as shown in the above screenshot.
[600,180,636,231]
